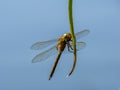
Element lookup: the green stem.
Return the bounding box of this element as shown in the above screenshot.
[68,0,77,76]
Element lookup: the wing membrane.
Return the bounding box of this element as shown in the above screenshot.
[76,42,86,50]
[31,38,58,50]
[75,29,89,40]
[31,30,89,50]
[31,30,89,63]
[32,41,86,63]
[32,45,57,63]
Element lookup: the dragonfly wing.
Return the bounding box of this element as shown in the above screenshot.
[75,29,89,40]
[76,42,86,50]
[31,38,58,50]
[32,45,58,63]
[63,42,86,53]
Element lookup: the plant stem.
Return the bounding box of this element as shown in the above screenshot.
[68,0,77,76]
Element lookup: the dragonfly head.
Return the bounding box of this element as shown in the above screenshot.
[63,33,72,42]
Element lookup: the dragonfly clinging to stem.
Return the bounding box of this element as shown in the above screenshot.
[31,29,89,80]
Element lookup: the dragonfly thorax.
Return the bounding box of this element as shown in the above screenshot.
[56,33,72,52]
[63,33,72,42]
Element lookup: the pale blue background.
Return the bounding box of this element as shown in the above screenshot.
[0,0,120,90]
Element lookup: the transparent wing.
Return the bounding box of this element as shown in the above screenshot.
[32,45,58,63]
[63,42,86,53]
[76,42,86,50]
[31,38,58,50]
[32,42,86,63]
[75,29,89,40]
[31,29,89,50]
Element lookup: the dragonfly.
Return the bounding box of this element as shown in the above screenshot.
[31,29,89,80]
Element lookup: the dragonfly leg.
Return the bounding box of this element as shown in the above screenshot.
[67,42,73,53]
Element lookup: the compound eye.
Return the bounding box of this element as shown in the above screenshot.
[63,34,67,38]
[63,33,67,36]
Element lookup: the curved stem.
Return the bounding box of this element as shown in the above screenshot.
[68,0,77,76]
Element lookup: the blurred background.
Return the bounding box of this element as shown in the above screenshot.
[0,0,120,90]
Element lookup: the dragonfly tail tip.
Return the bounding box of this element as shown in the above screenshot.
[49,77,51,80]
